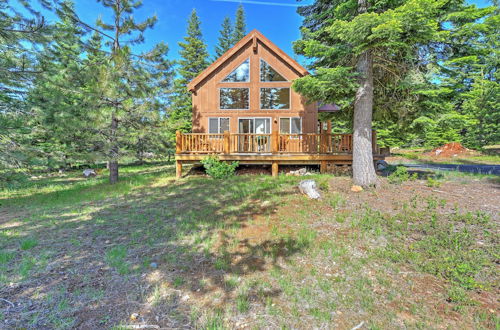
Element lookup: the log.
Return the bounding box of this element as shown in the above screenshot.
[298,180,321,199]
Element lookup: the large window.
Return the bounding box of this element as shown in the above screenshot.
[222,59,250,82]
[260,88,290,109]
[260,59,286,82]
[280,117,302,134]
[209,117,230,134]
[220,88,249,109]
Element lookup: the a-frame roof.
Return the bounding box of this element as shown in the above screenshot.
[187,29,309,92]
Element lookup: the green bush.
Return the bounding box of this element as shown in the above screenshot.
[201,155,239,179]
[387,166,417,184]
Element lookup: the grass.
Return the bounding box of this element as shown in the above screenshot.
[0,163,498,329]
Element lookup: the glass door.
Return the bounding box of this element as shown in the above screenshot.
[237,118,271,152]
[254,118,270,152]
[238,119,253,152]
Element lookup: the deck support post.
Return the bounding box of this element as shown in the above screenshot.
[272,161,279,177]
[176,161,182,179]
[320,160,327,174]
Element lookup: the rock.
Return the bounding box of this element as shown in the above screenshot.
[261,201,271,208]
[376,160,389,170]
[150,262,158,269]
[287,168,309,176]
[351,185,363,192]
[83,169,97,178]
[298,180,321,199]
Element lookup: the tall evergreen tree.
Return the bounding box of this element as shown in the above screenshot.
[215,16,233,58]
[0,0,53,170]
[29,0,92,169]
[81,0,172,184]
[232,4,246,44]
[168,9,209,140]
[293,0,469,187]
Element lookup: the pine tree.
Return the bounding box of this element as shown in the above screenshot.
[84,0,173,184]
[293,0,460,187]
[215,16,233,58]
[0,0,52,171]
[232,4,246,44]
[168,9,209,140]
[29,0,93,169]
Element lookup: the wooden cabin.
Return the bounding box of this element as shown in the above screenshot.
[175,30,383,178]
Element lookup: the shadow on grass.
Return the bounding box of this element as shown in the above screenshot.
[0,169,306,328]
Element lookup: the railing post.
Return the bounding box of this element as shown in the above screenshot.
[223,131,230,154]
[326,120,332,153]
[272,130,279,153]
[175,131,182,154]
[320,132,327,154]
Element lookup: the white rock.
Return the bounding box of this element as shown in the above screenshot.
[83,169,97,178]
[298,180,321,199]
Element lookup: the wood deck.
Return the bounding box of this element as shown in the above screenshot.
[175,131,385,178]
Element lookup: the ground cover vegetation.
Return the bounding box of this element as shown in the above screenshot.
[0,164,498,328]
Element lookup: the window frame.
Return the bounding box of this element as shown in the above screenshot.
[219,87,250,110]
[279,117,302,135]
[259,59,287,82]
[259,87,291,110]
[208,117,230,136]
[221,58,251,83]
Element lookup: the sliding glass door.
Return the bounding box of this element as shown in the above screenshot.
[237,118,271,152]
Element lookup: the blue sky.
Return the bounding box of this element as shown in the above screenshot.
[30,0,493,64]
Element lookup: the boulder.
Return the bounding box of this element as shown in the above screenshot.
[287,168,310,176]
[83,169,97,178]
[376,160,389,170]
[298,180,321,199]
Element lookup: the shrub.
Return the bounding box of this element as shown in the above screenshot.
[387,166,417,184]
[201,155,239,179]
[426,176,442,187]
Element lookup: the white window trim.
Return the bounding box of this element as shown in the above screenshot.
[259,87,291,110]
[221,58,250,83]
[259,59,288,82]
[279,117,302,135]
[237,117,272,134]
[219,87,250,110]
[208,117,230,135]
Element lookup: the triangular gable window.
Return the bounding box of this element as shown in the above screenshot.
[260,59,286,82]
[222,59,250,82]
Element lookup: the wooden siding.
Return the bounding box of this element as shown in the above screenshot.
[190,31,317,135]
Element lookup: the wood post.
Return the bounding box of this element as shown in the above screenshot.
[176,131,182,154]
[372,130,378,154]
[272,161,279,177]
[272,130,279,153]
[223,131,230,154]
[320,160,327,174]
[176,161,182,179]
[326,120,332,153]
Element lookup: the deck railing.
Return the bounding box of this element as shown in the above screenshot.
[176,131,379,155]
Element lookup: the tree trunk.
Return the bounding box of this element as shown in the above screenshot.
[109,113,119,184]
[352,0,377,188]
